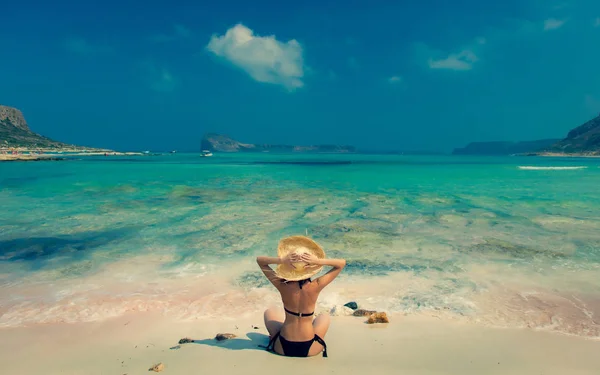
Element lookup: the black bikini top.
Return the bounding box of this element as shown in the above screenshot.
[297,278,311,289]
[284,307,314,318]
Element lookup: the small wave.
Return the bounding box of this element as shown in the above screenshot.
[518,166,588,170]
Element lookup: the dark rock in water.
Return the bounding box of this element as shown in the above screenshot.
[353,309,376,317]
[215,333,237,341]
[344,302,358,310]
[178,337,194,344]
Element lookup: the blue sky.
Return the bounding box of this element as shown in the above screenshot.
[1,0,599,152]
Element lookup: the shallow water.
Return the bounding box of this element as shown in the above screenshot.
[1,154,599,337]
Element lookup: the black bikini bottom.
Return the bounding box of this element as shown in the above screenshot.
[266,331,328,357]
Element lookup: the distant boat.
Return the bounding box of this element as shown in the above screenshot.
[170,150,177,153]
[200,150,213,157]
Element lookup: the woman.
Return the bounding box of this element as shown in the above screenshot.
[256,236,346,358]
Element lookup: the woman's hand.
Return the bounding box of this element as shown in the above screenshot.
[281,252,301,267]
[299,252,321,267]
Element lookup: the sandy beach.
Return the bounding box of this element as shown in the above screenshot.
[1,312,599,375]
[0,151,143,161]
[0,153,62,161]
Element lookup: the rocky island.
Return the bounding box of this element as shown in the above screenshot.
[201,133,356,153]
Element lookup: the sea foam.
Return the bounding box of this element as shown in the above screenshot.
[518,166,588,170]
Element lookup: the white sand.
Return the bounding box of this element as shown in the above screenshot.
[2,312,599,375]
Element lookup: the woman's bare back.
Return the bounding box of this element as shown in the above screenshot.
[264,280,331,356]
[278,280,320,340]
[257,248,346,357]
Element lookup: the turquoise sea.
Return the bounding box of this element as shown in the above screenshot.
[1,154,599,337]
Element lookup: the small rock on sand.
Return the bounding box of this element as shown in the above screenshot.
[367,312,389,324]
[353,309,377,317]
[178,338,194,344]
[215,333,237,341]
[148,363,165,372]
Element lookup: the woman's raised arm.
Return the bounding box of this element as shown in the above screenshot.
[300,253,346,291]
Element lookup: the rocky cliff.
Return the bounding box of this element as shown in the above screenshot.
[0,106,29,132]
[0,105,104,150]
[452,139,560,156]
[201,133,356,153]
[544,114,600,155]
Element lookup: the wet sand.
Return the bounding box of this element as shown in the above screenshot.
[2,312,599,375]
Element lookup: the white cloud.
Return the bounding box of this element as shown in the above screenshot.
[595,18,600,28]
[150,24,191,43]
[428,50,478,71]
[543,18,566,31]
[388,76,403,83]
[206,23,304,90]
[63,36,112,56]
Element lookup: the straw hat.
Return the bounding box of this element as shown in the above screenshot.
[274,236,326,281]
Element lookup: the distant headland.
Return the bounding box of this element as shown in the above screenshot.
[452,139,560,156]
[201,133,356,153]
[4,103,599,160]
[453,113,600,156]
[0,105,109,152]
[1,104,139,161]
[539,113,600,156]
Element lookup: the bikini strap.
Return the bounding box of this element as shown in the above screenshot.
[314,334,328,357]
[298,278,311,289]
[266,331,280,353]
[284,307,314,317]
